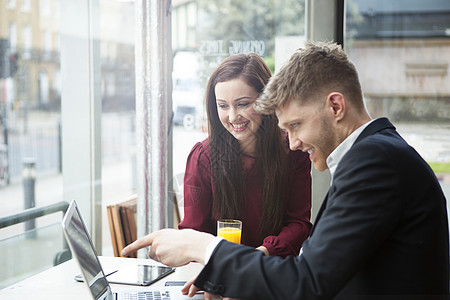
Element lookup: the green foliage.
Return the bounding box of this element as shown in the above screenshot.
[428,162,450,174]
[264,56,275,74]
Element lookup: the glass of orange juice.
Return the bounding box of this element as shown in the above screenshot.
[217,219,242,244]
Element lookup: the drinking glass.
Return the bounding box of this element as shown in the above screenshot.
[217,219,242,244]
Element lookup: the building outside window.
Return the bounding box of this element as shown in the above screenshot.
[345,0,450,207]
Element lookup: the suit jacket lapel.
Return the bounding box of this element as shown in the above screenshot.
[309,118,396,238]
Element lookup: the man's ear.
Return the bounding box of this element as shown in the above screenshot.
[327,92,345,121]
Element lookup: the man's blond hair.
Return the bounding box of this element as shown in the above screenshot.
[256,41,364,114]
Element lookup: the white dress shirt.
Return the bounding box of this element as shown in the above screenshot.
[326,120,374,182]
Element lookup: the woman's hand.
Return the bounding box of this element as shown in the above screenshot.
[182,277,203,298]
[182,276,240,299]
[256,246,269,256]
[182,277,218,299]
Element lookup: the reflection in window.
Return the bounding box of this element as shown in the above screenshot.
[170,0,307,222]
[195,0,306,74]
[172,0,306,132]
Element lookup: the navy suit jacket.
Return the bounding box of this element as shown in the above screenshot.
[194,118,450,299]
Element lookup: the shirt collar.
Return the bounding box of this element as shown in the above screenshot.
[326,120,374,182]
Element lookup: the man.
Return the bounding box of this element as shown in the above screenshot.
[122,41,449,299]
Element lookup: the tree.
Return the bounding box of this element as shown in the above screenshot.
[197,0,305,56]
[195,0,305,78]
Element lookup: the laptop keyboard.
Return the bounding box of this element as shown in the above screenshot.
[121,290,171,300]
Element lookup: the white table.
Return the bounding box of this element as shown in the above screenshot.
[0,256,204,299]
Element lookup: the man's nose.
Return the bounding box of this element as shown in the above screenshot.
[289,138,302,151]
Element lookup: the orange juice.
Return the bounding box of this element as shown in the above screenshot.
[217,227,242,244]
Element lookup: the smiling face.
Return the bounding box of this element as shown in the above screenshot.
[276,98,338,171]
[215,79,263,154]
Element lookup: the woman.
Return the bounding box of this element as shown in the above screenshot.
[178,53,311,258]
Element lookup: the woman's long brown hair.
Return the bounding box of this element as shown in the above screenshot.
[206,53,288,239]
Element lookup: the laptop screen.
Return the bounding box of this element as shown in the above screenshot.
[62,200,109,299]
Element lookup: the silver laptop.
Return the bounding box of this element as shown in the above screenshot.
[62,199,204,300]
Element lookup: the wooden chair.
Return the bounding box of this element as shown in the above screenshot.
[107,194,137,258]
[106,193,182,258]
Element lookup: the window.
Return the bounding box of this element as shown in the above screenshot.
[345,0,450,209]
[40,0,50,16]
[7,0,16,10]
[99,1,136,257]
[171,0,307,219]
[0,1,62,288]
[21,0,30,12]
[8,23,17,53]
[0,0,308,287]
[22,26,32,57]
[43,30,51,56]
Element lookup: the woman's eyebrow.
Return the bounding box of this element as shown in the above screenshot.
[216,96,255,102]
[233,96,256,102]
